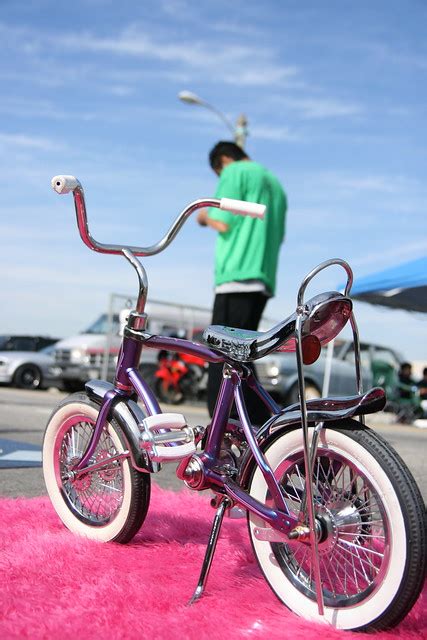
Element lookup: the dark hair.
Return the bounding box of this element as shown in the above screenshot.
[209,141,249,172]
[400,362,412,371]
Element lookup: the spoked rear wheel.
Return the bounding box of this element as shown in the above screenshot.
[247,421,426,631]
[43,393,150,543]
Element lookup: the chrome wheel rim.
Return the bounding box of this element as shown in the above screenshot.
[54,415,125,526]
[270,449,390,607]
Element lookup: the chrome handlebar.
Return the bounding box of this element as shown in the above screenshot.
[52,176,218,257]
[51,175,265,258]
[51,174,266,322]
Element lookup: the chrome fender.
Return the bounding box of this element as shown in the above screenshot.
[85,379,160,473]
[237,387,386,488]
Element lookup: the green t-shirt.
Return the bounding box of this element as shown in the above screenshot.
[208,160,287,295]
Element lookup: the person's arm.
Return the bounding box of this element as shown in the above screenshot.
[197,209,228,232]
[418,382,427,395]
[198,164,240,233]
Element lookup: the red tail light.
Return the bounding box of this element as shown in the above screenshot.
[308,299,352,345]
[276,298,352,354]
[301,334,321,365]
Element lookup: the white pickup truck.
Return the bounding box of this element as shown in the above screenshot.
[50,301,211,392]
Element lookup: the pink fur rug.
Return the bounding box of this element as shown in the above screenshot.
[0,485,425,639]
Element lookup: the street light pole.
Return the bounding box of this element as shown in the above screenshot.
[235,113,248,149]
[178,90,248,149]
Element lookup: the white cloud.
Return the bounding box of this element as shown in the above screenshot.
[0,98,71,120]
[295,171,424,196]
[350,242,427,270]
[57,27,297,88]
[0,132,64,152]
[327,175,397,194]
[0,19,365,116]
[362,41,427,71]
[210,21,265,38]
[223,66,298,88]
[159,0,192,18]
[281,96,364,119]
[108,85,135,97]
[0,19,299,90]
[251,124,301,142]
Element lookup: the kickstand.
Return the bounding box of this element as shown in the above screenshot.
[188,496,231,605]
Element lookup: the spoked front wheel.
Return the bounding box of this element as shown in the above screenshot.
[43,392,150,543]
[247,421,426,631]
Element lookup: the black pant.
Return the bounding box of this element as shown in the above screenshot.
[207,291,271,426]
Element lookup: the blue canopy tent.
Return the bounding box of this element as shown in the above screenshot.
[323,256,427,396]
[349,256,427,313]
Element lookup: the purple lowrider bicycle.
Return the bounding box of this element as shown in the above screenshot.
[43,175,426,632]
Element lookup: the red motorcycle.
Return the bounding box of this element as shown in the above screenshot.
[154,349,207,404]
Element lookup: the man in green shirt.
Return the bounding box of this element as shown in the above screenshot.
[197,141,287,423]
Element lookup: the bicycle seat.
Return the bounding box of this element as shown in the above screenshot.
[202,291,352,362]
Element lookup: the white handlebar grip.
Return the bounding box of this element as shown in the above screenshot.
[51,175,80,194]
[219,197,266,219]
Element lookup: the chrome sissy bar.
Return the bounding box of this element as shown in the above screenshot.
[292,258,364,616]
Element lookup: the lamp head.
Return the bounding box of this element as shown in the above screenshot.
[178,90,203,105]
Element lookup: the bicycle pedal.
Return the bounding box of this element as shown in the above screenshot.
[140,413,197,462]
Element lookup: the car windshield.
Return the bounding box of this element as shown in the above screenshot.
[40,345,55,355]
[83,314,120,335]
[0,335,35,351]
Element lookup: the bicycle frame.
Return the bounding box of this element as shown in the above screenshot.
[51,175,378,615]
[52,177,293,527]
[75,325,299,534]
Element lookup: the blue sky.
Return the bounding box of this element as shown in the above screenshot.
[1,0,426,361]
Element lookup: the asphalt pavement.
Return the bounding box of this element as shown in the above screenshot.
[0,386,426,502]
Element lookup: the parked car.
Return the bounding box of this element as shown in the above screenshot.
[254,339,404,406]
[0,336,60,390]
[0,335,58,352]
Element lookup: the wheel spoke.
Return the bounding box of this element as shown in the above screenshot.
[59,419,124,525]
[338,539,385,559]
[269,449,389,607]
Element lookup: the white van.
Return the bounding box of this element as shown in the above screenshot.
[50,300,212,392]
